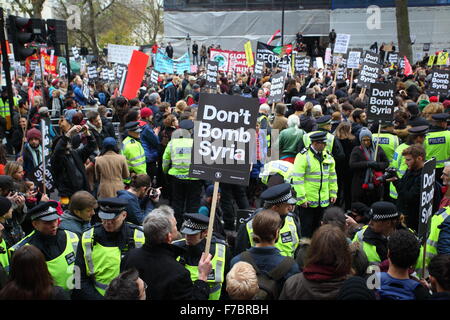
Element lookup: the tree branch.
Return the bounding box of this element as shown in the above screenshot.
[95,0,116,18]
[12,0,33,16]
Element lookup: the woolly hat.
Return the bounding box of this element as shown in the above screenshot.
[418,99,430,112]
[0,196,12,217]
[429,96,439,103]
[359,127,372,143]
[337,276,376,300]
[140,107,153,118]
[64,109,78,124]
[26,128,42,141]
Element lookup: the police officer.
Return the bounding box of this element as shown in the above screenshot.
[122,121,146,184]
[162,119,202,228]
[372,123,399,163]
[293,131,338,238]
[390,126,428,200]
[0,197,12,274]
[352,201,410,265]
[259,160,294,187]
[173,213,231,300]
[74,198,144,300]
[235,183,300,257]
[0,87,19,150]
[9,201,79,291]
[302,115,344,163]
[424,113,450,183]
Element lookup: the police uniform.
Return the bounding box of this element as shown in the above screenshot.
[303,115,345,163]
[122,121,146,184]
[259,160,294,186]
[352,202,412,265]
[293,131,338,238]
[162,120,202,227]
[0,197,12,274]
[424,113,450,183]
[390,126,429,199]
[75,198,144,299]
[173,213,231,300]
[9,202,79,291]
[235,183,300,258]
[372,125,399,162]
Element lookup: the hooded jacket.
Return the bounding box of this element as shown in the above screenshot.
[140,124,160,163]
[116,190,154,226]
[59,210,91,237]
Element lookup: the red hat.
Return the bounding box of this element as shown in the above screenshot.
[140,107,153,118]
[443,100,450,109]
[26,128,42,141]
[430,96,439,103]
[51,79,59,86]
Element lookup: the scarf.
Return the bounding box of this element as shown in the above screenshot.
[87,120,102,133]
[303,264,346,281]
[26,143,42,168]
[360,145,375,185]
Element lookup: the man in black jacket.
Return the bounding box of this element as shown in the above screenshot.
[121,207,212,300]
[86,110,115,153]
[166,42,174,59]
[50,124,96,199]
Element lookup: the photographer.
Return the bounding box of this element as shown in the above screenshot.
[117,174,160,226]
[388,144,440,232]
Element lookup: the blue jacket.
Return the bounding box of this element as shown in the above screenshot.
[140,124,160,163]
[117,190,154,226]
[437,215,450,255]
[72,84,87,106]
[59,210,91,237]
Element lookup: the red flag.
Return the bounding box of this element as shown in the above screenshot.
[404,56,413,76]
[122,50,149,100]
[284,44,293,55]
[267,30,281,45]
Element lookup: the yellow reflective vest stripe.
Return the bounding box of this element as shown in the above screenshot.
[424,130,450,168]
[372,133,399,162]
[121,136,147,182]
[259,160,294,185]
[162,137,198,180]
[0,238,9,274]
[352,226,381,264]
[389,143,410,199]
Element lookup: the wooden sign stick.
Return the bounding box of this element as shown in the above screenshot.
[204,181,220,255]
[373,120,382,161]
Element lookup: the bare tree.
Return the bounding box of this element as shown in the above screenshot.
[395,0,412,62]
[129,0,164,44]
[11,0,46,18]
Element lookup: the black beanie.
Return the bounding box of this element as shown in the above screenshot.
[337,276,377,300]
[0,196,12,217]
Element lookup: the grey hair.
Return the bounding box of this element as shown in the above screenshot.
[143,210,173,245]
[259,103,270,113]
[148,92,160,105]
[157,205,175,218]
[287,114,300,128]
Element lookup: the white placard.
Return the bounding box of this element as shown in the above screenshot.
[316,57,324,70]
[334,34,351,54]
[325,48,332,65]
[347,51,361,69]
[107,44,140,65]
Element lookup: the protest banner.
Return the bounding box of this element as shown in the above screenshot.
[367,83,396,125]
[316,57,324,70]
[205,60,219,89]
[41,52,57,75]
[244,41,254,67]
[336,63,347,81]
[87,65,98,79]
[295,56,310,75]
[357,55,381,89]
[26,161,55,194]
[428,69,450,96]
[150,69,159,87]
[267,72,285,105]
[387,52,399,65]
[108,69,115,82]
[436,52,449,66]
[154,50,174,73]
[324,48,332,65]
[428,55,436,67]
[334,34,351,54]
[107,44,140,65]
[423,43,431,52]
[280,58,290,76]
[173,53,191,74]
[347,51,361,69]
[122,50,149,100]
[72,47,80,60]
[254,58,264,78]
[101,67,109,81]
[210,48,250,74]
[256,41,282,68]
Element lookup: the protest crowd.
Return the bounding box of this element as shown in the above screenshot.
[1,33,450,302]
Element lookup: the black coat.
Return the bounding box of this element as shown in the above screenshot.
[349,145,389,206]
[50,134,96,197]
[121,243,210,300]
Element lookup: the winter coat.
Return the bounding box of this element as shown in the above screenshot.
[22,143,42,176]
[163,82,177,107]
[349,145,389,205]
[101,116,116,140]
[50,134,96,198]
[140,124,160,163]
[120,243,210,300]
[59,210,91,237]
[116,190,154,226]
[95,151,129,199]
[86,121,114,152]
[437,215,450,255]
[300,114,317,133]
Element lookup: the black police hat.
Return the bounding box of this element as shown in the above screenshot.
[310,131,328,142]
[98,198,128,220]
[180,213,209,235]
[431,113,450,122]
[29,201,59,221]
[369,201,399,221]
[408,125,429,136]
[124,121,143,133]
[260,183,297,206]
[179,119,194,130]
[316,115,332,126]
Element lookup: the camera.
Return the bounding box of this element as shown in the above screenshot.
[376,167,398,183]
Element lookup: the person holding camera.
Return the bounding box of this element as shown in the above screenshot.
[117,174,160,226]
[388,145,440,232]
[349,128,389,207]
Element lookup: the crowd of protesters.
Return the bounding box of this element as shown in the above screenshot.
[0,41,449,301]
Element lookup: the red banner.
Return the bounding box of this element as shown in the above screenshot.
[122,50,149,100]
[210,49,251,74]
[25,52,57,75]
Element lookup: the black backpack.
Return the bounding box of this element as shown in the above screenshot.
[240,251,295,300]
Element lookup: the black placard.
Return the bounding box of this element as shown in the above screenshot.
[254,58,264,78]
[189,93,259,186]
[267,72,285,104]
[150,69,159,87]
[418,159,436,240]
[367,83,396,124]
[26,161,55,194]
[295,56,310,75]
[429,69,450,96]
[205,60,219,89]
[357,61,381,89]
[256,42,281,68]
[387,52,399,65]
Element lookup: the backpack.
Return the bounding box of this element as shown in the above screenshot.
[377,272,420,300]
[98,92,107,106]
[239,251,295,300]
